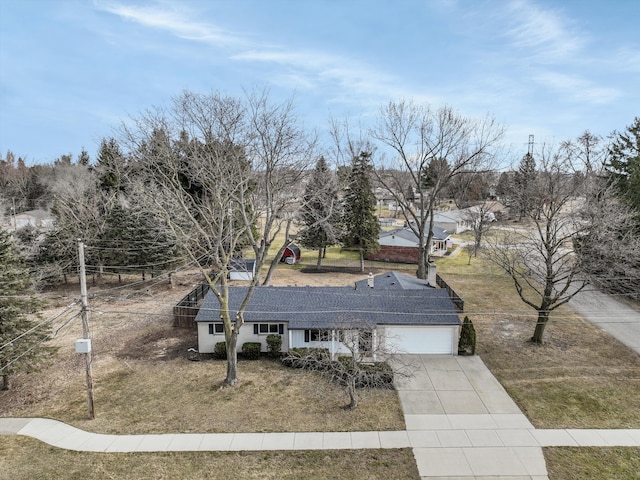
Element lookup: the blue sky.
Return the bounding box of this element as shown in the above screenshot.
[1,0,639,165]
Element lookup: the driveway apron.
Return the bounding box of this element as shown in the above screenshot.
[395,354,548,480]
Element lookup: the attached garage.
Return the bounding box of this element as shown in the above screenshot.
[384,325,458,355]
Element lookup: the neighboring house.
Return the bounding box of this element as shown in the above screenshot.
[437,203,510,232]
[194,271,461,356]
[366,226,451,263]
[280,244,301,264]
[433,212,467,234]
[229,259,256,281]
[14,209,54,230]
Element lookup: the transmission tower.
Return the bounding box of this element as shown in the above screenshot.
[528,134,534,156]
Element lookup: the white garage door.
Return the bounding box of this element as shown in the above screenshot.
[384,326,455,354]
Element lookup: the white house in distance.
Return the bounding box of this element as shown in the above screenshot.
[14,209,55,230]
[194,271,461,356]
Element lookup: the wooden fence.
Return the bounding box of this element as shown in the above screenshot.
[436,274,464,312]
[173,282,209,328]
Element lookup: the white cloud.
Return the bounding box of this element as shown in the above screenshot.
[94,0,243,47]
[534,71,621,104]
[612,47,640,73]
[232,48,406,105]
[504,0,584,60]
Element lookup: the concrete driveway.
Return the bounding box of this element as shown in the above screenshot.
[394,354,548,480]
[569,288,640,355]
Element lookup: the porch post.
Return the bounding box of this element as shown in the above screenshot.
[372,329,378,361]
[331,330,336,360]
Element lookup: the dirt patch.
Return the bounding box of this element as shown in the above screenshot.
[117,326,195,361]
[267,266,372,286]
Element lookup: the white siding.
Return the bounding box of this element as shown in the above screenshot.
[229,271,253,281]
[197,323,288,353]
[289,329,352,355]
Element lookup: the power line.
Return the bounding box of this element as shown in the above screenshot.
[0,300,80,352]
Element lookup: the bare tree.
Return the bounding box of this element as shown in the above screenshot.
[484,143,590,343]
[372,100,504,279]
[121,90,314,386]
[463,200,499,257]
[575,181,640,300]
[282,321,411,409]
[244,89,317,285]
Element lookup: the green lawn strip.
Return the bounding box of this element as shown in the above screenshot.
[0,436,419,480]
[544,447,640,480]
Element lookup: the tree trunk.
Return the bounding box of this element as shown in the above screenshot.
[416,245,428,279]
[531,310,549,344]
[316,248,323,268]
[225,330,239,385]
[1,374,8,391]
[359,250,365,273]
[262,221,292,286]
[348,377,358,409]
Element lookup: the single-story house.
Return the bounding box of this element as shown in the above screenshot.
[14,209,55,230]
[194,271,461,356]
[432,212,467,234]
[229,259,256,281]
[366,226,451,263]
[280,244,301,264]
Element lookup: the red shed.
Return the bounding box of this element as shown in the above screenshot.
[280,244,301,264]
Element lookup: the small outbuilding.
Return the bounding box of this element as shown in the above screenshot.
[280,244,301,264]
[229,259,256,281]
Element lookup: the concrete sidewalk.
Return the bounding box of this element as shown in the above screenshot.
[2,355,639,480]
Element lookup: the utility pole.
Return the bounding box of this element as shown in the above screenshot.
[78,240,95,419]
[11,198,16,230]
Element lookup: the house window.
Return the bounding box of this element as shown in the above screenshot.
[304,329,335,342]
[253,323,284,335]
[208,323,224,335]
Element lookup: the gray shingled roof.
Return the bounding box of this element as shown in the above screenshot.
[194,271,460,329]
[353,271,433,290]
[381,226,450,243]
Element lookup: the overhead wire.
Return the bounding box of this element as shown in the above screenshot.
[0,299,80,352]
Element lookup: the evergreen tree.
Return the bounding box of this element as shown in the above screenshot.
[95,137,127,193]
[513,152,537,220]
[607,117,640,211]
[0,229,53,390]
[341,152,380,272]
[458,316,476,355]
[101,200,181,281]
[297,157,341,267]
